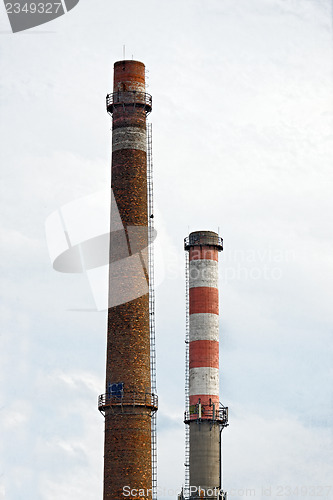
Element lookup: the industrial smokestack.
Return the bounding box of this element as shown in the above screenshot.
[182,231,228,500]
[98,60,157,500]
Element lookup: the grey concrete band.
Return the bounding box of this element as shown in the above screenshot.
[112,126,147,152]
[189,367,219,396]
[189,313,219,342]
[189,259,218,289]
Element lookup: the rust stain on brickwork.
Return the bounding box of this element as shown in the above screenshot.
[113,60,146,93]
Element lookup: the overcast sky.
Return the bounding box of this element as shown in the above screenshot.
[1,1,333,499]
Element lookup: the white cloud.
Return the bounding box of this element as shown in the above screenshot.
[224,407,333,494]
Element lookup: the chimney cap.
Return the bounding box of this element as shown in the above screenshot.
[184,230,223,251]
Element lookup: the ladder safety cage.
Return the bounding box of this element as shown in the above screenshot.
[147,122,157,500]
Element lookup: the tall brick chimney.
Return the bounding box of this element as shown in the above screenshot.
[98,60,157,500]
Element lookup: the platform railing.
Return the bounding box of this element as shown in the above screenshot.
[184,235,223,250]
[106,91,152,114]
[184,403,228,426]
[189,495,227,500]
[179,491,228,500]
[98,391,158,414]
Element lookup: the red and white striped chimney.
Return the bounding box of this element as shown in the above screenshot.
[188,231,221,420]
[184,230,228,500]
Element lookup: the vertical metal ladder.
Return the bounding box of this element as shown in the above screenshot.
[147,122,157,500]
[184,250,190,500]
